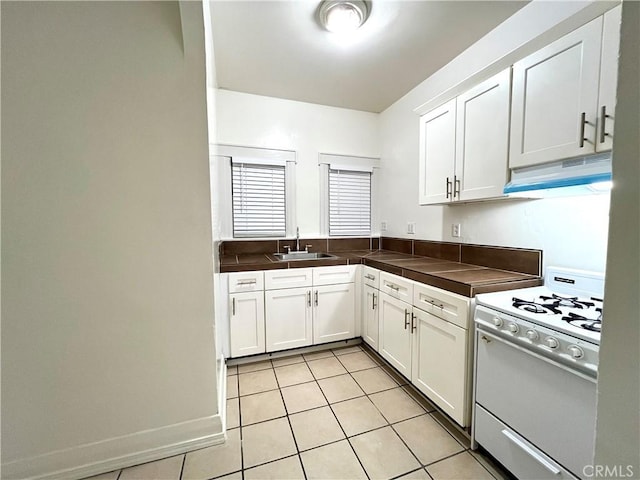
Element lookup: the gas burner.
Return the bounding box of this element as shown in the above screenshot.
[539,294,595,309]
[512,298,562,315]
[562,312,602,332]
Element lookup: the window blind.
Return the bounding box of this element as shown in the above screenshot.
[232,162,286,237]
[329,169,371,236]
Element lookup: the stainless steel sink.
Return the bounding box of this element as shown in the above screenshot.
[273,252,336,261]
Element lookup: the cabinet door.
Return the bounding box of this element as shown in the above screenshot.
[362,284,379,351]
[378,293,412,378]
[313,283,355,344]
[418,99,456,204]
[455,68,511,201]
[265,287,312,352]
[229,292,265,357]
[596,5,621,153]
[411,308,468,426]
[510,17,603,168]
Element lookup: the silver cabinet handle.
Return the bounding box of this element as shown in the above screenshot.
[307,290,311,307]
[454,175,461,198]
[231,297,236,316]
[386,283,400,291]
[411,313,417,333]
[237,279,257,286]
[600,105,610,144]
[372,292,377,310]
[501,429,561,475]
[314,290,318,306]
[579,112,594,148]
[364,274,375,281]
[445,177,452,199]
[404,309,410,329]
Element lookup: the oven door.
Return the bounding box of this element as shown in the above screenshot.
[474,327,596,478]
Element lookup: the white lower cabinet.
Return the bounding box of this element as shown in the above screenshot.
[314,283,355,344]
[378,292,413,378]
[411,307,468,426]
[362,284,379,350]
[265,287,312,352]
[229,291,265,357]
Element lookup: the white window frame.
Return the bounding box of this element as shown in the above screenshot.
[319,153,380,237]
[215,145,296,239]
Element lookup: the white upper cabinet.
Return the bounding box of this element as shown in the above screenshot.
[418,99,456,204]
[455,69,511,201]
[419,69,511,205]
[597,5,621,153]
[509,15,604,168]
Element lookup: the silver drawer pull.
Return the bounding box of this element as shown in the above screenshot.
[501,429,561,475]
[364,274,376,281]
[386,283,400,291]
[231,297,236,316]
[237,280,257,286]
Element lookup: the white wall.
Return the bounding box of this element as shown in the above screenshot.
[379,0,616,271]
[215,89,380,237]
[594,0,639,474]
[1,2,221,478]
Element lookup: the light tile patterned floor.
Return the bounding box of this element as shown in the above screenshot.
[86,344,509,480]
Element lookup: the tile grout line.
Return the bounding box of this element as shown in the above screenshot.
[178,454,186,480]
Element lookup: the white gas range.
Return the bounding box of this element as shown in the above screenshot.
[472,267,604,480]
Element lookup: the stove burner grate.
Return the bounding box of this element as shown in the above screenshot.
[512,298,562,315]
[562,312,602,332]
[539,294,595,309]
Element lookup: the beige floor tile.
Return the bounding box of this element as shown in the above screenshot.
[83,471,120,480]
[226,398,239,429]
[337,351,378,372]
[427,452,495,480]
[303,349,335,361]
[275,362,314,387]
[240,389,286,425]
[307,356,348,379]
[393,415,464,465]
[182,429,241,480]
[120,455,184,480]
[351,366,398,394]
[289,406,345,451]
[397,468,433,479]
[239,369,278,396]
[281,381,327,413]
[242,417,298,468]
[332,345,363,355]
[226,365,238,376]
[331,396,387,436]
[350,426,421,479]
[300,440,367,480]
[317,374,365,403]
[238,360,273,373]
[369,387,425,423]
[272,355,305,367]
[402,385,437,413]
[226,375,238,399]
[244,455,304,480]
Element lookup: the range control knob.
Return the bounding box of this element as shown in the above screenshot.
[567,345,584,359]
[526,329,539,341]
[493,317,503,327]
[545,336,560,349]
[508,323,519,333]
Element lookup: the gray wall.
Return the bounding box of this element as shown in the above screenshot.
[1,2,220,477]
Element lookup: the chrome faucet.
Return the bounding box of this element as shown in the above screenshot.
[296,227,300,252]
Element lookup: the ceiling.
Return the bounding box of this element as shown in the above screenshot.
[209,1,529,113]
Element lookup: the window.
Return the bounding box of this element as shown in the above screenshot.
[329,168,372,236]
[231,159,286,237]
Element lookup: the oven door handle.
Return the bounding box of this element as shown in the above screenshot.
[501,429,562,475]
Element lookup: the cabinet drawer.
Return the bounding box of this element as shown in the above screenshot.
[380,272,414,302]
[413,283,470,329]
[228,271,264,293]
[313,265,356,286]
[362,266,380,289]
[265,268,313,290]
[474,406,576,480]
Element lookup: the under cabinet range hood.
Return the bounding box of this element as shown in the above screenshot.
[503,153,612,197]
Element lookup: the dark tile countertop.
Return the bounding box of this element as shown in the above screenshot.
[220,249,542,298]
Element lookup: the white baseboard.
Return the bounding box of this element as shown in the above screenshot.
[2,414,225,480]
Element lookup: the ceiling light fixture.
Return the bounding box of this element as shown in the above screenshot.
[318,1,371,34]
